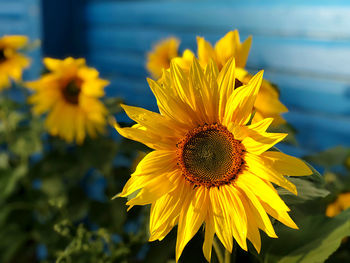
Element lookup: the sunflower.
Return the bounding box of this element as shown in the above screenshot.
[27,57,109,144]
[114,58,311,261]
[146,37,180,79]
[0,35,30,90]
[326,192,350,217]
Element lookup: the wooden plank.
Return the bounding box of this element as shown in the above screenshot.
[0,1,25,18]
[285,111,350,151]
[85,1,350,39]
[84,28,350,79]
[0,20,27,34]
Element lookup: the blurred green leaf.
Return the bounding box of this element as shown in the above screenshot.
[263,209,350,263]
[278,177,330,205]
[0,164,28,200]
[103,97,123,115]
[304,146,350,168]
[0,153,9,169]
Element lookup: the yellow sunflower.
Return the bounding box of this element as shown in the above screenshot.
[177,30,287,125]
[326,192,350,217]
[27,57,109,144]
[114,58,311,261]
[146,37,180,79]
[0,35,30,90]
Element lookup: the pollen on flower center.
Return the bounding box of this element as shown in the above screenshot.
[62,78,82,104]
[0,49,6,62]
[176,124,245,187]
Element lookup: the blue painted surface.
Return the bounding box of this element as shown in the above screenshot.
[1,0,350,155]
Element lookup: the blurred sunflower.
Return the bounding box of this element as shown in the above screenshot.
[115,58,311,261]
[146,37,180,79]
[0,35,30,90]
[326,192,350,217]
[27,57,109,144]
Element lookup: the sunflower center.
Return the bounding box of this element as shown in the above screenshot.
[0,49,6,63]
[62,79,82,104]
[177,124,245,187]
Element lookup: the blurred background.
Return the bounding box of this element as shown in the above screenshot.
[1,0,350,262]
[4,0,349,155]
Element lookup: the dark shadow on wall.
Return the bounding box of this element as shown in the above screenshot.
[41,0,86,58]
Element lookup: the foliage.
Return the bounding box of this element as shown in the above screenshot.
[0,86,151,263]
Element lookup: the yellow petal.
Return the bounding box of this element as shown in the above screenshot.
[176,187,208,262]
[113,120,175,150]
[133,150,177,176]
[121,103,184,138]
[126,170,180,207]
[248,117,274,134]
[209,187,233,252]
[242,131,287,155]
[150,178,190,240]
[43,58,64,71]
[217,58,236,121]
[261,201,298,229]
[197,36,217,65]
[238,171,291,212]
[236,34,252,68]
[238,190,261,253]
[224,185,248,250]
[146,37,180,79]
[0,35,28,49]
[147,78,198,129]
[172,49,194,71]
[203,208,215,262]
[245,153,297,195]
[261,151,312,176]
[215,31,236,67]
[236,177,278,238]
[223,70,263,126]
[188,58,213,123]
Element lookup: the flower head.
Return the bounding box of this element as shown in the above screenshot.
[27,57,109,144]
[0,35,30,90]
[115,58,311,261]
[146,37,180,79]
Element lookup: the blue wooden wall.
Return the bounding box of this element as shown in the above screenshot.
[0,0,41,79]
[80,0,350,155]
[1,0,350,155]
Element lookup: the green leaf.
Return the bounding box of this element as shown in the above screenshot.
[278,177,330,205]
[0,153,9,169]
[0,164,28,200]
[103,97,123,115]
[263,209,350,263]
[304,146,350,168]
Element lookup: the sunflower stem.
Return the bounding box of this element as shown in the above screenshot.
[231,240,237,263]
[224,249,231,263]
[213,238,224,263]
